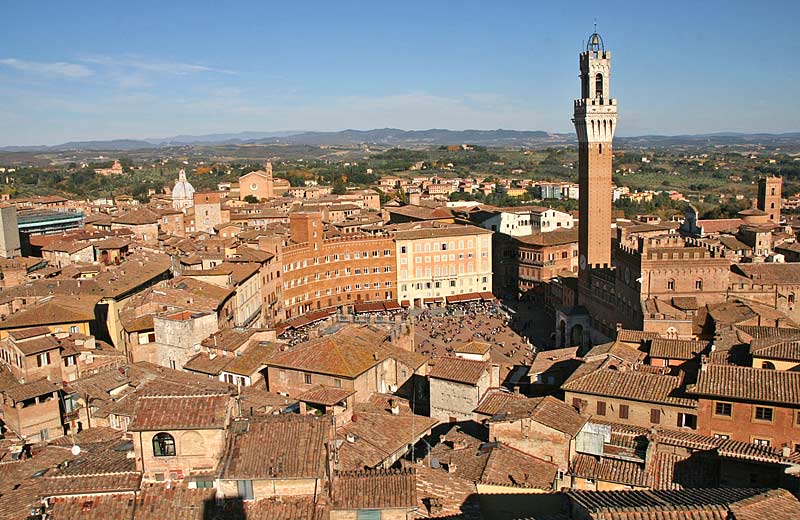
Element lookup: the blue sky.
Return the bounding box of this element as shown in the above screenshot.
[0,0,798,145]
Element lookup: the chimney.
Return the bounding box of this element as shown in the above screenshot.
[782,445,792,457]
[447,462,457,474]
[346,433,356,443]
[389,399,399,416]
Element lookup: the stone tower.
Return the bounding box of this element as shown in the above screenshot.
[264,160,275,199]
[757,176,782,224]
[574,32,618,286]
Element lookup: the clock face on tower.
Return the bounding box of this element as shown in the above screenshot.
[579,254,587,271]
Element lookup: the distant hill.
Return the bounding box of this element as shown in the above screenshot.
[251,128,564,147]
[147,131,301,146]
[2,129,799,152]
[50,139,156,151]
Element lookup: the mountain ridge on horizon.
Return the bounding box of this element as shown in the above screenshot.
[2,128,800,152]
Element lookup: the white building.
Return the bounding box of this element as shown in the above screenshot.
[480,207,574,237]
[393,223,493,307]
[171,169,195,211]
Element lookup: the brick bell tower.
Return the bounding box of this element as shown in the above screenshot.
[574,31,617,288]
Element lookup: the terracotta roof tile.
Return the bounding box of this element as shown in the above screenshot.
[473,388,527,416]
[564,367,696,407]
[297,385,356,406]
[133,482,215,520]
[244,496,322,520]
[333,468,416,510]
[3,378,61,402]
[567,487,771,519]
[48,493,136,520]
[429,357,489,385]
[412,464,481,519]
[220,415,328,480]
[570,453,647,487]
[267,325,387,378]
[691,364,800,405]
[337,401,437,471]
[649,338,710,361]
[487,395,588,437]
[128,394,230,431]
[749,335,800,362]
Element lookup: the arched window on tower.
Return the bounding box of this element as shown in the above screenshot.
[595,73,603,98]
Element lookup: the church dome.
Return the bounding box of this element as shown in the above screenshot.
[172,169,195,200]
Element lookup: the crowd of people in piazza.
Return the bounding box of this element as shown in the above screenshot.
[412,301,536,364]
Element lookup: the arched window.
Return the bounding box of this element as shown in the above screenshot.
[761,361,775,370]
[595,73,603,98]
[789,293,796,305]
[695,279,703,291]
[667,279,675,291]
[152,432,176,457]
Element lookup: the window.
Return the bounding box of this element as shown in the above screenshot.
[667,279,675,291]
[237,480,254,500]
[754,406,773,422]
[695,279,703,291]
[596,401,606,416]
[194,479,214,489]
[761,361,775,370]
[36,352,51,367]
[713,433,730,440]
[714,402,732,417]
[753,438,771,447]
[619,404,629,420]
[69,326,79,333]
[595,73,603,97]
[650,409,661,424]
[152,432,176,457]
[357,510,381,520]
[304,373,312,385]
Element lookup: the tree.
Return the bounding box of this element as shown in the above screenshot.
[243,194,259,204]
[331,177,346,195]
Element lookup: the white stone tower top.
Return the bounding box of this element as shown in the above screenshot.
[573,31,618,144]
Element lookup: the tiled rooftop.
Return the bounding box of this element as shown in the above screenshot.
[691,364,800,405]
[563,367,696,408]
[333,468,416,510]
[428,357,489,386]
[220,415,328,480]
[128,394,230,431]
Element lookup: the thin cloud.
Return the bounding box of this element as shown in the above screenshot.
[0,58,93,78]
[80,55,236,76]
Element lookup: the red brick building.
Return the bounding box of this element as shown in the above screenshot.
[691,364,800,451]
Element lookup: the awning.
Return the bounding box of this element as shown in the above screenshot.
[383,301,402,311]
[354,301,384,313]
[400,300,411,308]
[423,297,444,305]
[461,292,482,302]
[479,292,495,301]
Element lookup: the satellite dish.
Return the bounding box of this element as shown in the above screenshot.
[71,445,81,456]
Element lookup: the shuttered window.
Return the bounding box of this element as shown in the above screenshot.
[619,404,629,419]
[650,409,661,424]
